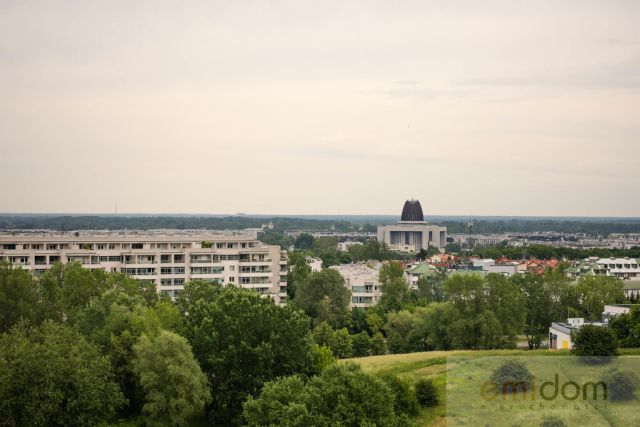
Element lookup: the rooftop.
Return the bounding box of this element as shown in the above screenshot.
[400,199,424,222]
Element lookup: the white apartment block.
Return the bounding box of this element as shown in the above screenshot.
[305,256,323,272]
[0,232,288,304]
[331,263,381,308]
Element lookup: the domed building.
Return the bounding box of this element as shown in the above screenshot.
[377,199,447,253]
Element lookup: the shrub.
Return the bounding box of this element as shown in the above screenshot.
[311,344,336,374]
[377,373,418,416]
[370,332,387,355]
[351,331,371,357]
[540,415,567,427]
[571,325,618,362]
[490,360,532,394]
[602,368,638,401]
[243,363,402,426]
[414,378,439,407]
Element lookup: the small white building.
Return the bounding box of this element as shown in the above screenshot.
[602,304,639,322]
[305,256,323,272]
[330,263,381,308]
[337,241,363,252]
[472,259,518,276]
[549,318,607,350]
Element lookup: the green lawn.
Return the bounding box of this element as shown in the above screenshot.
[347,349,640,427]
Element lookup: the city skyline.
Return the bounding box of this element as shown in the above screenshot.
[1,1,639,216]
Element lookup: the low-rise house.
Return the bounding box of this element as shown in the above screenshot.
[566,257,640,280]
[405,263,439,288]
[337,241,363,252]
[548,318,607,350]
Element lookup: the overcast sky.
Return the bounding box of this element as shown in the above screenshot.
[1,1,639,216]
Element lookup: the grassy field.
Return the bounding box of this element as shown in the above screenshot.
[347,349,640,427]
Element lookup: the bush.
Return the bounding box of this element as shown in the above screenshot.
[351,331,371,357]
[370,332,387,355]
[243,363,402,426]
[414,378,439,407]
[490,360,532,394]
[377,373,418,416]
[602,368,638,401]
[571,325,619,362]
[311,344,336,374]
[540,415,567,427]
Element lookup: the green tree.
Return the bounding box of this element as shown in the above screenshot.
[38,262,111,322]
[0,263,39,333]
[0,322,124,426]
[575,276,625,321]
[184,287,315,425]
[414,379,439,407]
[543,269,578,321]
[176,280,221,314]
[385,310,420,353]
[370,331,387,355]
[609,305,640,347]
[485,273,526,348]
[376,373,418,416]
[243,363,402,426]
[312,321,335,347]
[311,344,336,373]
[411,303,457,351]
[415,273,446,304]
[74,290,180,414]
[378,261,411,312]
[294,233,315,250]
[132,331,210,426]
[351,331,371,357]
[286,251,312,300]
[293,269,351,327]
[513,274,552,349]
[329,328,353,359]
[445,275,503,349]
[571,324,619,360]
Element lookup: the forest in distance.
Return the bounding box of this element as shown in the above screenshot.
[2,214,640,235]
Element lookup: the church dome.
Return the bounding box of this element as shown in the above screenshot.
[400,199,424,222]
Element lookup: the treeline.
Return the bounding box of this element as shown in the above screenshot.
[287,259,628,356]
[442,218,640,235]
[6,215,640,237]
[0,215,353,232]
[288,234,408,268]
[0,262,425,426]
[471,243,640,260]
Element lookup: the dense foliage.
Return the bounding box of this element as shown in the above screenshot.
[0,262,323,426]
[242,363,411,426]
[609,305,640,347]
[132,331,210,426]
[414,379,439,407]
[293,269,351,327]
[472,243,640,261]
[571,325,619,360]
[0,322,124,426]
[183,286,316,425]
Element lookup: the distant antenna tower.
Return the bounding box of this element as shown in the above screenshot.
[115,202,118,216]
[467,221,474,260]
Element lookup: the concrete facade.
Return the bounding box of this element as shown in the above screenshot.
[331,263,381,308]
[0,232,288,304]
